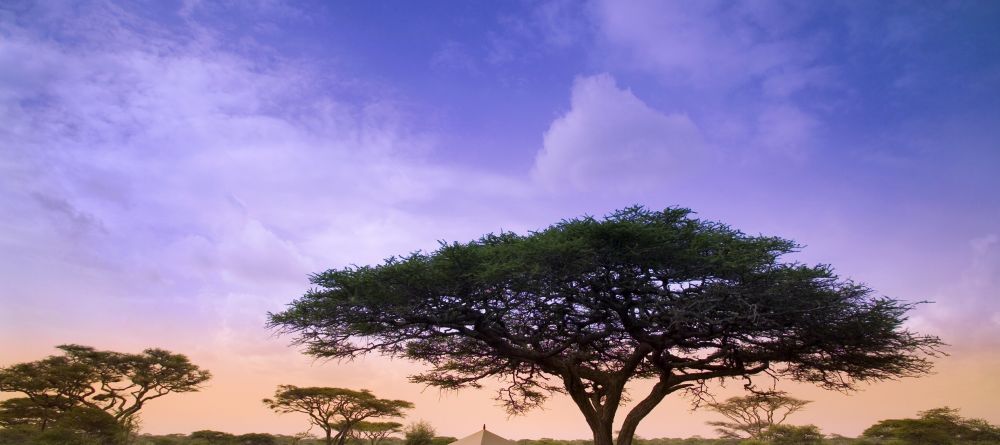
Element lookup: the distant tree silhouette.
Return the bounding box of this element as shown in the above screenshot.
[270,206,944,445]
[263,386,411,445]
[704,392,810,439]
[352,421,403,445]
[0,344,210,444]
[234,433,277,445]
[758,424,823,444]
[862,407,1000,444]
[189,429,236,444]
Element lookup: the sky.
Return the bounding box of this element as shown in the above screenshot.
[1,0,999,440]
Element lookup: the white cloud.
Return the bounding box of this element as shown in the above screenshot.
[532,74,704,192]
[0,2,529,357]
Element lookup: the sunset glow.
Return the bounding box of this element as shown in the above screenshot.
[1,1,998,442]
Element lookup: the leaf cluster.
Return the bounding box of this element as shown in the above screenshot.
[861,407,1000,444]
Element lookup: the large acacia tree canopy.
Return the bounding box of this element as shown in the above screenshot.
[269,207,941,426]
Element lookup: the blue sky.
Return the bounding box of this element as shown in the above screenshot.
[1,0,999,438]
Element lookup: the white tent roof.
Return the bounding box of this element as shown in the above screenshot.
[449,428,516,445]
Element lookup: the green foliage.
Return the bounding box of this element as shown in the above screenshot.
[190,429,237,444]
[0,425,37,445]
[402,421,435,445]
[758,424,823,444]
[861,407,1000,445]
[705,392,811,439]
[270,206,943,445]
[0,396,74,429]
[0,406,123,445]
[0,344,211,441]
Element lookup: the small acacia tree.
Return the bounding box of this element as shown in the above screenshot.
[269,206,943,445]
[0,344,210,442]
[705,392,811,439]
[262,386,412,445]
[352,421,403,445]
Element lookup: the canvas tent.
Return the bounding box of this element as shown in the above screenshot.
[449,427,516,445]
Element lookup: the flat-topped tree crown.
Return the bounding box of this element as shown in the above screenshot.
[263,386,412,445]
[0,344,210,442]
[269,206,943,445]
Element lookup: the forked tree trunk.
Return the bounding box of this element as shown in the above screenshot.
[569,376,680,445]
[614,380,678,445]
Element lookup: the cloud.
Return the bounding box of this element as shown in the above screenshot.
[532,74,704,192]
[0,2,529,356]
[910,233,1000,349]
[588,0,842,158]
[593,0,822,91]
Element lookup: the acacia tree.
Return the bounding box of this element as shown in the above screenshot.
[705,392,810,439]
[352,421,403,445]
[262,386,412,445]
[0,344,211,441]
[269,206,943,445]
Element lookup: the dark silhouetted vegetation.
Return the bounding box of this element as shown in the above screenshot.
[0,344,210,444]
[704,392,810,439]
[263,386,412,445]
[403,421,435,445]
[352,421,403,445]
[269,206,944,445]
[860,407,1000,444]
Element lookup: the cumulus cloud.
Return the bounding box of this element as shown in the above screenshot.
[532,74,704,192]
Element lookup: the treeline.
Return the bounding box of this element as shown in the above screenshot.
[3,344,1000,445]
[132,435,457,445]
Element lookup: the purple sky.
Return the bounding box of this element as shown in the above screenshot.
[1,0,999,439]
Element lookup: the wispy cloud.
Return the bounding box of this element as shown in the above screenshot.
[0,1,526,353]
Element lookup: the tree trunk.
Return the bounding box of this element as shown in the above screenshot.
[615,380,683,445]
[590,419,615,445]
[337,431,349,445]
[563,373,617,445]
[325,428,334,445]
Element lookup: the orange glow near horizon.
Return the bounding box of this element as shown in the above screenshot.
[4,342,997,440]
